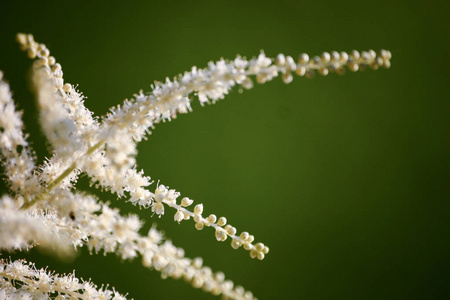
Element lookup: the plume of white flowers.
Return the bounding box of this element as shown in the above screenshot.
[0,33,391,299]
[0,259,127,300]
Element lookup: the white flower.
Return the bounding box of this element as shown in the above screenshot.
[0,33,391,300]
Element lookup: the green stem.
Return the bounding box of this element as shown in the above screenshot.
[20,139,105,210]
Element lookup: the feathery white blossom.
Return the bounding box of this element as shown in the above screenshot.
[0,33,391,299]
[0,259,126,300]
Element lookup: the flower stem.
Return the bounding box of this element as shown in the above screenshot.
[20,139,105,209]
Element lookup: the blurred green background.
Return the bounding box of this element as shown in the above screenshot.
[1,0,449,299]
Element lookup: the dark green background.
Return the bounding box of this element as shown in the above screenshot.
[1,0,449,299]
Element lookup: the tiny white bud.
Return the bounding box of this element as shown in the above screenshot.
[240,232,249,240]
[276,53,286,66]
[282,72,293,84]
[152,202,164,216]
[286,56,296,71]
[215,229,227,241]
[193,214,201,223]
[350,50,360,60]
[174,210,184,223]
[243,242,252,250]
[16,33,27,46]
[231,239,242,249]
[51,63,62,72]
[195,222,204,230]
[299,53,309,64]
[255,243,264,251]
[330,51,340,61]
[217,217,227,226]
[63,83,72,93]
[207,214,217,224]
[257,252,265,260]
[181,197,193,207]
[361,51,371,61]
[227,226,237,236]
[27,48,36,59]
[215,272,225,282]
[194,204,203,215]
[48,56,56,66]
[321,52,331,63]
[40,48,50,58]
[192,257,203,268]
[295,66,306,76]
[340,51,349,62]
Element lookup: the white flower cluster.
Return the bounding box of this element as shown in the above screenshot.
[0,33,391,299]
[152,184,269,260]
[0,259,126,300]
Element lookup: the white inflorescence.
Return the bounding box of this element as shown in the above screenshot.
[0,259,127,300]
[0,33,391,299]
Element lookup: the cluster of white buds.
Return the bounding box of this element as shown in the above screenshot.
[0,259,126,300]
[150,184,268,260]
[16,33,67,90]
[275,49,391,82]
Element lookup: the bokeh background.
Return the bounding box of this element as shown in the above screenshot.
[1,0,449,299]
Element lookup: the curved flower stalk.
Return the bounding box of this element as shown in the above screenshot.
[152,184,269,260]
[0,33,391,299]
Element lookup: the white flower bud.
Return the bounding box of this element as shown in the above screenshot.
[194,204,203,215]
[152,202,164,216]
[276,53,286,66]
[257,252,265,260]
[181,197,193,207]
[217,217,227,226]
[255,242,264,251]
[286,56,296,71]
[207,214,217,224]
[299,53,309,64]
[195,222,204,230]
[174,210,184,223]
[226,226,237,236]
[295,66,306,76]
[243,242,252,250]
[282,72,293,84]
[240,232,249,240]
[321,52,331,63]
[215,229,227,241]
[48,56,56,65]
[350,50,360,60]
[247,235,255,243]
[340,51,349,62]
[231,239,242,249]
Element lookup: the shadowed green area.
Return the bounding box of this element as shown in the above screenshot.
[1,0,449,299]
